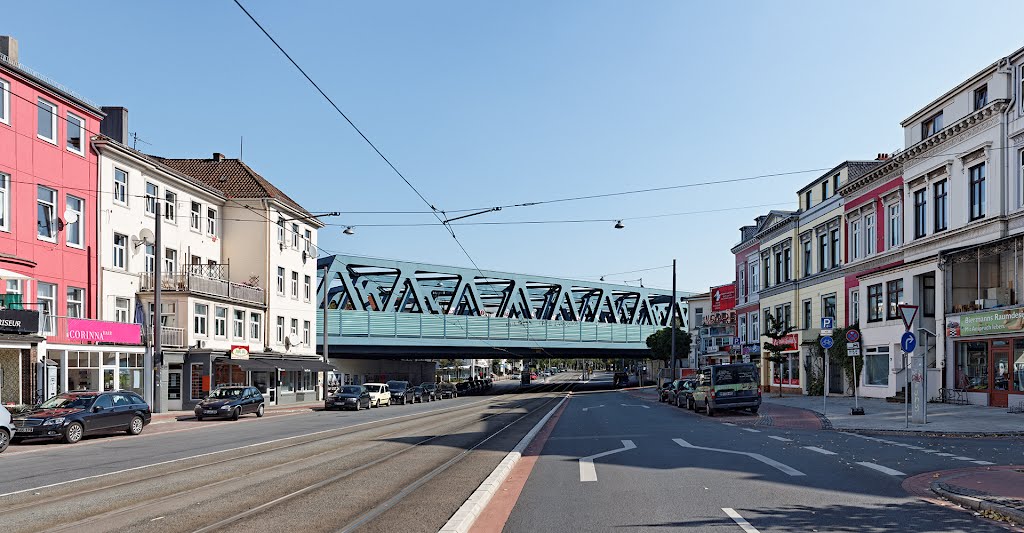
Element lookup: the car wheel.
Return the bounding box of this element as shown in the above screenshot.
[749,407,759,415]
[688,398,694,411]
[256,404,265,418]
[705,401,714,417]
[64,422,84,444]
[126,415,145,435]
[231,407,241,421]
[0,428,9,453]
[196,415,204,421]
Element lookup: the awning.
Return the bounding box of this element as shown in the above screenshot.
[255,358,337,372]
[0,268,31,281]
[214,358,277,371]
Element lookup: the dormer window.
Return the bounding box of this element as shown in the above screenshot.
[821,181,829,200]
[804,190,812,210]
[921,112,943,139]
[974,85,988,111]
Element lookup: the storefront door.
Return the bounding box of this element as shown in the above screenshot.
[251,370,275,405]
[102,368,117,391]
[991,348,1010,408]
[167,368,182,411]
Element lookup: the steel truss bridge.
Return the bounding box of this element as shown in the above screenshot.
[315,254,687,358]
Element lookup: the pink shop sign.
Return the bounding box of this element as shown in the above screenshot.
[66,319,142,345]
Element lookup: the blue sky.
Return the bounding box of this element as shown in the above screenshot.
[7,1,1024,291]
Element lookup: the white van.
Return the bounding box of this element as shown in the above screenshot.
[362,383,391,408]
[0,404,14,453]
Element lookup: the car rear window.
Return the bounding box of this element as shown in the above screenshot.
[713,365,757,385]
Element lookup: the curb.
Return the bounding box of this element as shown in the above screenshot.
[931,482,1024,526]
[838,428,1024,438]
[149,405,322,425]
[438,395,569,533]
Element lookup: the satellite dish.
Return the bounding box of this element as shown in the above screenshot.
[62,208,79,225]
[138,228,155,245]
[284,336,292,351]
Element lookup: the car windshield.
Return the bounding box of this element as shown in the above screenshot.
[365,385,382,393]
[339,386,362,395]
[39,394,95,409]
[387,381,407,391]
[714,365,758,386]
[209,388,245,399]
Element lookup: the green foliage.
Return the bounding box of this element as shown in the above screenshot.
[807,324,864,396]
[645,327,692,363]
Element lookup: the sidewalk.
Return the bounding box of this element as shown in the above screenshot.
[905,466,1024,528]
[149,400,324,424]
[763,395,1024,435]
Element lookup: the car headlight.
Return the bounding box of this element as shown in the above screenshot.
[43,417,65,426]
[220,405,232,410]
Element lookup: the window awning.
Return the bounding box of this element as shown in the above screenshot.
[258,358,337,372]
[0,268,31,281]
[214,358,277,371]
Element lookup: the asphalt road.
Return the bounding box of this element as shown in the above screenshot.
[0,376,580,533]
[503,382,1021,533]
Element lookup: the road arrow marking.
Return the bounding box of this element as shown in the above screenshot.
[723,508,761,533]
[579,440,636,482]
[673,438,804,477]
[581,405,605,412]
[619,404,650,409]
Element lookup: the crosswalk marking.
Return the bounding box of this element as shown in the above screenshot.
[803,446,837,455]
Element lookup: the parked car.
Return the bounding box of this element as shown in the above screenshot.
[455,381,471,395]
[613,371,629,387]
[325,385,371,411]
[196,386,265,421]
[0,404,13,453]
[437,382,457,399]
[691,363,761,416]
[658,379,675,402]
[364,383,391,407]
[11,391,151,444]
[387,380,415,405]
[411,385,426,403]
[420,382,438,401]
[673,379,698,408]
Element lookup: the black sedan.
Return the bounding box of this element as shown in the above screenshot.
[411,385,426,403]
[195,386,265,421]
[419,382,437,401]
[325,386,371,411]
[386,380,416,405]
[437,382,457,399]
[11,391,151,444]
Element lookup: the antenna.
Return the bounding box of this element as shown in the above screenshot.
[240,136,244,160]
[130,131,151,151]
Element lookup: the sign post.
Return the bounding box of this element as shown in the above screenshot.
[820,317,834,419]
[846,328,864,415]
[898,304,920,427]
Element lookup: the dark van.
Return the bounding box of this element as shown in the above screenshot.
[691,363,761,416]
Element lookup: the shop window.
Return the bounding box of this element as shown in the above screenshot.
[957,342,989,391]
[118,353,144,395]
[864,347,889,386]
[946,239,1016,313]
[68,351,100,391]
[1014,339,1024,393]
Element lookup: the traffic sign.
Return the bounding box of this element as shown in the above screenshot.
[901,331,917,353]
[820,336,835,349]
[732,337,741,346]
[898,304,919,331]
[821,317,834,330]
[847,342,861,356]
[846,329,861,343]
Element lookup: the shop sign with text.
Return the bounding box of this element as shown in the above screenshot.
[771,333,800,352]
[711,283,737,312]
[946,307,1024,338]
[0,309,41,335]
[66,319,141,344]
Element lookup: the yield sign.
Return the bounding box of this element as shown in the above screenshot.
[898,304,918,331]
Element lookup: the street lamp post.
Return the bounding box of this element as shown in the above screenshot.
[670,259,677,380]
[153,202,163,413]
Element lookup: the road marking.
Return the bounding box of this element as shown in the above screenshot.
[972,460,996,465]
[767,436,792,442]
[935,452,956,457]
[803,446,837,455]
[579,440,637,482]
[722,422,736,426]
[952,456,975,461]
[856,462,905,476]
[619,404,650,409]
[723,508,761,533]
[740,428,761,433]
[581,405,605,412]
[673,438,804,477]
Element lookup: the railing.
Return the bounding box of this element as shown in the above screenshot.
[140,272,264,306]
[0,52,99,108]
[149,326,185,348]
[317,310,660,346]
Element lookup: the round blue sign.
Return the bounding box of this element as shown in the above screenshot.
[820,336,835,349]
[846,329,860,343]
[901,331,917,353]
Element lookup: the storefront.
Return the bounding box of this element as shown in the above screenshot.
[947,307,1024,407]
[45,318,146,401]
[767,333,802,393]
[0,309,44,406]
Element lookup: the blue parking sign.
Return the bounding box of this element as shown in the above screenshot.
[821,317,834,330]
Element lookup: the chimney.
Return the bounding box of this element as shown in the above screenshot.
[100,106,129,145]
[0,36,17,65]
[876,153,890,161]
[212,153,225,161]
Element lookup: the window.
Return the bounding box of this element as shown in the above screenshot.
[783,247,792,282]
[250,312,262,340]
[921,111,942,138]
[276,316,285,343]
[165,248,177,275]
[304,229,313,255]
[969,163,986,220]
[802,299,812,329]
[290,318,298,338]
[113,233,127,269]
[35,282,55,333]
[864,213,876,256]
[144,244,155,274]
[849,289,860,325]
[277,217,285,244]
[291,271,299,298]
[0,172,9,231]
[738,314,747,341]
[974,85,988,111]
[867,284,883,322]
[886,279,904,320]
[207,208,217,236]
[113,168,128,206]
[887,203,901,248]
[934,179,948,231]
[64,112,86,154]
[830,228,840,268]
[291,223,299,248]
[114,297,130,324]
[818,233,828,270]
[190,202,201,231]
[774,251,782,285]
[749,312,759,342]
[694,307,704,328]
[804,190,812,209]
[164,191,176,223]
[233,310,245,339]
[865,346,890,386]
[145,182,158,215]
[304,275,312,301]
[37,98,57,143]
[67,287,84,318]
[214,307,227,337]
[822,294,836,323]
[0,78,8,124]
[913,189,927,239]
[798,241,810,277]
[821,181,828,200]
[832,173,840,194]
[303,320,311,346]
[37,186,56,241]
[65,195,83,247]
[194,303,208,335]
[850,220,861,260]
[277,267,285,294]
[749,260,759,293]
[922,273,936,318]
[762,254,770,288]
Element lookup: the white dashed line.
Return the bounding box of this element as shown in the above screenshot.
[952,456,975,461]
[740,428,761,433]
[767,436,792,442]
[723,508,761,533]
[935,453,957,457]
[857,462,906,476]
[722,423,736,427]
[972,460,996,465]
[803,446,837,455]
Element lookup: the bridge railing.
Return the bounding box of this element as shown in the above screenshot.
[317,310,662,344]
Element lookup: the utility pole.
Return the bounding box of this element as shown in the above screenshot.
[153,202,163,413]
[322,265,330,402]
[670,259,677,380]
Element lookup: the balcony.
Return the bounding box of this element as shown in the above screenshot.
[139,264,264,306]
[150,325,185,348]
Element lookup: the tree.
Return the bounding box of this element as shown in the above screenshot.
[761,311,794,397]
[646,327,692,365]
[807,325,863,397]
